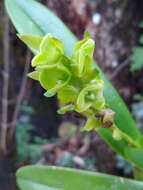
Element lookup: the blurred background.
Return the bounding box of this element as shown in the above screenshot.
[0,0,143,189]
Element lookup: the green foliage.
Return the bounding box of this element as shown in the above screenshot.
[16,166,143,190]
[131,22,143,71]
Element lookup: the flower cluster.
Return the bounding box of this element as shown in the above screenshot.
[19,33,116,132]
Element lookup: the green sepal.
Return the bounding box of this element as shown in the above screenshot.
[32,34,64,67]
[17,34,43,54]
[73,38,95,76]
[40,34,64,54]
[57,104,75,114]
[32,52,51,67]
[27,71,40,80]
[44,90,56,98]
[83,68,100,83]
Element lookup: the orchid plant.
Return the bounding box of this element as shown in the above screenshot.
[5,0,143,189]
[19,33,120,140]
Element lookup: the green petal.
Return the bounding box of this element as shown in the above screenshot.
[92,92,105,110]
[40,34,64,54]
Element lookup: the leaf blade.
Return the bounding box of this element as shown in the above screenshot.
[17,166,143,190]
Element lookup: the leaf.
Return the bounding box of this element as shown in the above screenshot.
[5,0,142,156]
[124,147,143,170]
[5,0,77,54]
[97,128,128,157]
[17,165,143,190]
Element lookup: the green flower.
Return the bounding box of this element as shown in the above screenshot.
[72,36,95,77]
[76,82,105,113]
[19,33,116,134]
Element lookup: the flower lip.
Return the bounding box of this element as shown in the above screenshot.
[39,64,71,96]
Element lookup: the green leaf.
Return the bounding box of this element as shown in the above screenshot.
[17,165,143,190]
[5,0,77,54]
[124,147,143,170]
[98,128,127,157]
[5,0,142,158]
